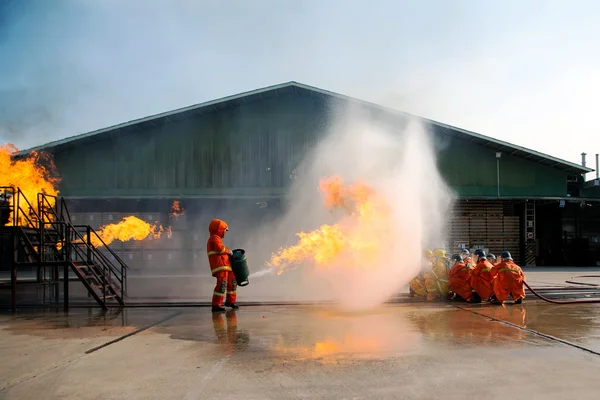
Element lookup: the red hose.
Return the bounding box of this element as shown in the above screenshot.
[564,275,600,287]
[524,281,600,304]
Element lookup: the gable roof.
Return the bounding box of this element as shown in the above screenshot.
[18,81,592,175]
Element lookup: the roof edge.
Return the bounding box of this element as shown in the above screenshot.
[14,80,593,174]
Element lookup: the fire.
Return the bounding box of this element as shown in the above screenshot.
[170,200,184,218]
[267,175,389,275]
[0,144,60,225]
[87,216,169,247]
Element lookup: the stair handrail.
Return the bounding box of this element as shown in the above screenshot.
[68,242,107,286]
[16,226,41,263]
[37,193,66,263]
[86,226,128,296]
[60,197,72,224]
[67,223,127,297]
[2,187,39,229]
[17,188,43,229]
[66,226,121,300]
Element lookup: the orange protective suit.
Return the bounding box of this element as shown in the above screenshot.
[207,219,236,307]
[470,258,496,300]
[448,261,474,301]
[492,260,526,302]
[425,257,450,300]
[213,310,238,350]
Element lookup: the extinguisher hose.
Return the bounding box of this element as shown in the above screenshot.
[524,280,600,304]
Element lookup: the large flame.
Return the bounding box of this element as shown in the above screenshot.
[88,216,171,247]
[0,144,60,225]
[267,175,390,275]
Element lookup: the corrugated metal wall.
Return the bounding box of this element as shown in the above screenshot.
[53,91,569,198]
[448,200,521,263]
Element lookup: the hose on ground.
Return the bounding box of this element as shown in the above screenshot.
[565,275,600,287]
[524,280,600,304]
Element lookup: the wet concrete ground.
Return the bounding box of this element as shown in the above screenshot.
[2,302,600,399]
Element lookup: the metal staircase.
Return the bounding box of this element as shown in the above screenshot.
[1,186,128,311]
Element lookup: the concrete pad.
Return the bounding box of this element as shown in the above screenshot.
[2,303,600,399]
[521,266,600,288]
[466,302,600,354]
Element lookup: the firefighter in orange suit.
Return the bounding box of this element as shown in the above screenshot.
[460,248,474,268]
[491,251,526,304]
[207,219,239,312]
[448,253,475,302]
[470,249,496,302]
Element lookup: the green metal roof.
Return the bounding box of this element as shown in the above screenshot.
[17,81,592,175]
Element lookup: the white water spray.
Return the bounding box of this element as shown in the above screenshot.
[248,268,274,279]
[240,104,454,309]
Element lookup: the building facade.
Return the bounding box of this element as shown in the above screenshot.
[18,82,598,268]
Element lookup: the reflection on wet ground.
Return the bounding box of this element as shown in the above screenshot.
[467,303,600,353]
[3,303,600,358]
[3,303,600,399]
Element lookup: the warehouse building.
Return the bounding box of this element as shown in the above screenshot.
[18,82,600,270]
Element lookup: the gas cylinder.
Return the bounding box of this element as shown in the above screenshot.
[230,249,250,286]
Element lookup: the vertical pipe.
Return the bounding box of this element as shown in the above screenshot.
[64,263,69,312]
[86,225,92,264]
[11,231,17,313]
[582,152,587,167]
[496,158,500,198]
[54,265,59,302]
[596,153,599,179]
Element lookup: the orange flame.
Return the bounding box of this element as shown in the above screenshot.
[267,175,389,275]
[170,200,184,218]
[0,144,60,225]
[88,216,169,247]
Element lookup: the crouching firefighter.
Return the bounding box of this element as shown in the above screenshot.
[207,219,239,312]
[448,253,475,302]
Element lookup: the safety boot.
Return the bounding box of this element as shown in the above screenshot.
[225,303,240,309]
[212,305,226,312]
[514,297,523,305]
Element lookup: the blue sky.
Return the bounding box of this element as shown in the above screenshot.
[1,0,599,176]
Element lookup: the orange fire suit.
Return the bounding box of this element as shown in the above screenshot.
[463,257,475,268]
[470,259,497,299]
[212,311,238,352]
[425,257,450,300]
[448,261,474,301]
[207,219,236,306]
[492,260,526,302]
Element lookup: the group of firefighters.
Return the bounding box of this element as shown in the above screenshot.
[409,248,527,304]
[207,217,528,309]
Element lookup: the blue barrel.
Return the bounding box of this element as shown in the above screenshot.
[230,249,250,286]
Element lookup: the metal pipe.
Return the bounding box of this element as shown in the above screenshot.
[496,158,500,198]
[582,152,587,167]
[596,153,599,179]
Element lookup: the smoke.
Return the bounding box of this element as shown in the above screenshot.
[239,103,455,310]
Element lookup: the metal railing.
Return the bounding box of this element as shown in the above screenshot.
[66,223,128,301]
[2,188,128,307]
[0,186,40,229]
